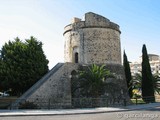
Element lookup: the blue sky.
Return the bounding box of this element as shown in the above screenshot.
[0,0,160,69]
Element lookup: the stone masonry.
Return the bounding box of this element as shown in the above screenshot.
[13,63,80,109]
[64,12,121,64]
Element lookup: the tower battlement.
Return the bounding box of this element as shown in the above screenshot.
[64,12,120,35]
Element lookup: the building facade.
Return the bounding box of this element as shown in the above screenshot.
[130,54,160,76]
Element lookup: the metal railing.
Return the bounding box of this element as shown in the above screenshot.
[132,96,160,105]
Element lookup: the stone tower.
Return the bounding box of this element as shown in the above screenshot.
[64,12,121,65]
[13,12,130,109]
[63,12,130,107]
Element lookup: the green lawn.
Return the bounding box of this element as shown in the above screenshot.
[131,98,146,104]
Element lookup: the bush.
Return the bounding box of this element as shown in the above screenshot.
[19,101,38,109]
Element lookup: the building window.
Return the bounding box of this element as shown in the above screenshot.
[75,52,78,63]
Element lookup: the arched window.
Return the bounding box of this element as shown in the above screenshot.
[75,52,78,63]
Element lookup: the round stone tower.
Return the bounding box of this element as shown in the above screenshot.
[64,12,121,65]
[64,12,131,106]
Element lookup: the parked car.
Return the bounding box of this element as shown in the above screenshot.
[0,92,9,97]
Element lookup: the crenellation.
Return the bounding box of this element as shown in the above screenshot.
[85,12,110,27]
[71,17,81,24]
[64,13,120,35]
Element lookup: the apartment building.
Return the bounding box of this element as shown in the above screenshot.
[130,54,160,76]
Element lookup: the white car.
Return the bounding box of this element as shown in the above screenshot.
[0,92,9,97]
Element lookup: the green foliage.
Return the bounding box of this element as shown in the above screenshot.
[130,73,142,90]
[19,101,38,109]
[130,73,160,95]
[142,44,155,103]
[152,74,160,95]
[78,64,111,98]
[123,51,133,98]
[0,36,49,96]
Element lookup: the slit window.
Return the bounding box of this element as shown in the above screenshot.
[75,52,78,63]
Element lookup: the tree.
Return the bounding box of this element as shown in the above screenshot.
[152,74,160,95]
[78,64,111,98]
[130,73,160,97]
[0,36,49,95]
[123,51,133,98]
[130,73,142,91]
[142,44,155,103]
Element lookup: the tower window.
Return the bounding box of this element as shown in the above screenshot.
[75,52,78,63]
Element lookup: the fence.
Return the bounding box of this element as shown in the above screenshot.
[131,96,160,105]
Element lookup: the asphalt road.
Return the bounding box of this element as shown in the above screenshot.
[0,107,160,120]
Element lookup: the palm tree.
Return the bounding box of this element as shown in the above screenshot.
[130,73,142,98]
[130,73,160,95]
[130,73,142,91]
[152,74,160,94]
[79,64,111,98]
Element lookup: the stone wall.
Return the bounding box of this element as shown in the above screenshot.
[64,12,121,64]
[13,63,80,109]
[71,63,131,108]
[14,62,130,109]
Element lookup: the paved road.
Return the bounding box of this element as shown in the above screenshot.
[0,107,160,120]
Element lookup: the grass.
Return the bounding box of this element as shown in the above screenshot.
[131,98,146,104]
[0,96,18,109]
